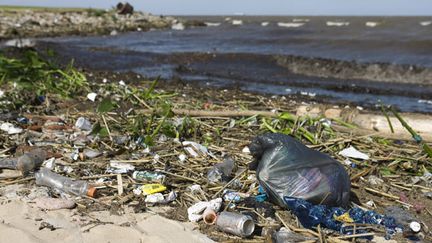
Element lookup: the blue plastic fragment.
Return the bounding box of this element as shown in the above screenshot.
[255,194,267,202]
[255,185,268,202]
[37,96,46,103]
[283,196,402,239]
[17,117,29,124]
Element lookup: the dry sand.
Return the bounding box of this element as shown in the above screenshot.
[0,184,213,243]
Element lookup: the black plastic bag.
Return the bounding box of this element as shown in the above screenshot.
[249,133,350,208]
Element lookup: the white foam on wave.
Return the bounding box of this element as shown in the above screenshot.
[261,22,269,26]
[277,22,304,28]
[232,20,243,25]
[365,21,379,27]
[205,22,221,27]
[171,22,185,30]
[293,18,310,22]
[420,21,431,26]
[326,21,350,27]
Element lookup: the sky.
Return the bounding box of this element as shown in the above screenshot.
[1,0,432,16]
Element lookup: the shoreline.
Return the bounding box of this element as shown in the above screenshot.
[0,7,204,40]
[0,48,431,242]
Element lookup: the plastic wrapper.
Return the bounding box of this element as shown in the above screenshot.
[249,133,350,207]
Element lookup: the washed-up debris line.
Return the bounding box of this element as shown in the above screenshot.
[0,49,431,242]
[0,4,204,39]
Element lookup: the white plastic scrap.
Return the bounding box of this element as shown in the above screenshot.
[343,159,352,166]
[182,141,209,158]
[409,221,421,233]
[242,146,250,154]
[365,200,376,208]
[338,146,370,160]
[320,118,332,128]
[0,123,23,135]
[84,149,102,159]
[145,193,165,203]
[109,162,135,174]
[42,158,56,170]
[178,153,187,162]
[367,175,384,186]
[86,92,97,102]
[187,198,222,222]
[70,149,80,161]
[188,184,204,194]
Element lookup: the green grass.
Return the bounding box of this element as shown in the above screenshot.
[0,49,88,98]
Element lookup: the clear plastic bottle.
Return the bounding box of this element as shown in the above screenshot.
[35,168,96,197]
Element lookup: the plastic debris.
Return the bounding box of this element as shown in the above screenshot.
[284,196,401,238]
[187,198,222,222]
[188,184,204,194]
[75,117,92,131]
[132,171,165,183]
[141,184,167,195]
[143,191,177,205]
[83,149,102,159]
[86,92,97,102]
[109,161,135,174]
[178,153,187,162]
[272,227,316,243]
[216,211,255,237]
[145,193,165,203]
[207,156,235,184]
[249,133,350,207]
[34,197,76,210]
[384,206,420,232]
[223,190,249,202]
[0,122,23,134]
[35,168,96,197]
[182,141,209,158]
[0,148,47,175]
[368,175,384,186]
[203,208,217,225]
[242,146,250,154]
[338,146,370,160]
[255,186,268,202]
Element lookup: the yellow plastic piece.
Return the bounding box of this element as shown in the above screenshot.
[334,212,354,223]
[141,184,167,195]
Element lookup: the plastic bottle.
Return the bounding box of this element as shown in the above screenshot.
[35,168,96,197]
[216,211,255,237]
[0,149,47,175]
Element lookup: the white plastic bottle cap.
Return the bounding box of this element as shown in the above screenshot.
[409,221,421,233]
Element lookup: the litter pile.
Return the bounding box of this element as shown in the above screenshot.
[0,51,431,242]
[0,3,204,40]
